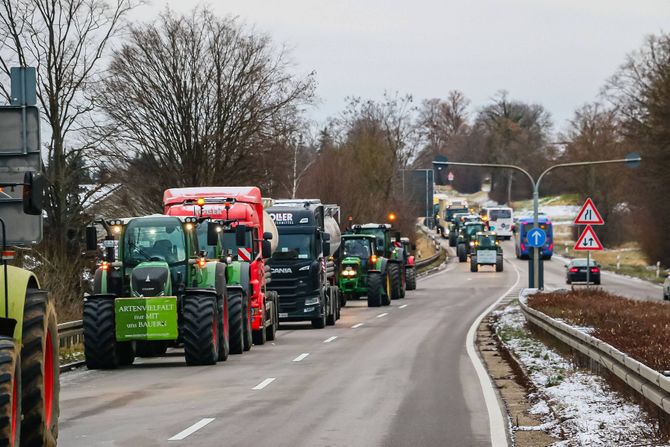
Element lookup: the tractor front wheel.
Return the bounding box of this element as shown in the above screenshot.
[183,295,219,366]
[0,338,20,447]
[22,289,59,446]
[470,258,478,272]
[83,299,119,370]
[496,256,504,272]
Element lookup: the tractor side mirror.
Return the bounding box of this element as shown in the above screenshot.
[22,171,44,215]
[261,240,272,259]
[411,244,416,251]
[395,231,401,243]
[323,241,331,257]
[263,231,273,240]
[235,224,247,246]
[207,222,219,246]
[322,232,331,242]
[86,226,98,251]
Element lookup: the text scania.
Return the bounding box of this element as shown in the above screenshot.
[118,304,175,312]
[270,213,294,224]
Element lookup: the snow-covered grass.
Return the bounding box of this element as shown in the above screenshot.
[494,303,667,446]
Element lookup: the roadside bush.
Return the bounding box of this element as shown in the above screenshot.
[528,289,670,371]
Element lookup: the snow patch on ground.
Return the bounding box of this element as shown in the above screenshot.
[516,205,580,220]
[495,304,667,446]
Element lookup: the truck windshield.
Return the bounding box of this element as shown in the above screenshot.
[124,220,186,266]
[343,239,370,258]
[489,209,512,219]
[272,233,313,260]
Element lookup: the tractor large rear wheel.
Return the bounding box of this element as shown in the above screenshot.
[457,244,467,262]
[367,273,383,307]
[382,271,392,306]
[183,295,219,366]
[228,291,245,355]
[217,296,229,362]
[388,264,402,300]
[83,299,119,370]
[21,289,59,447]
[0,338,20,447]
[405,267,416,290]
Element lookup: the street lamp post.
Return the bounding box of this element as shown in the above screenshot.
[433,155,641,289]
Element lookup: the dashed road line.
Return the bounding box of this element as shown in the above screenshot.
[376,312,388,318]
[399,304,408,309]
[323,336,337,343]
[168,418,215,441]
[351,323,364,329]
[292,353,310,362]
[252,378,276,390]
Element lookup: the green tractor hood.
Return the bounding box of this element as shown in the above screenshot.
[129,261,172,297]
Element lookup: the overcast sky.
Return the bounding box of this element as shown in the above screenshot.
[132,0,670,132]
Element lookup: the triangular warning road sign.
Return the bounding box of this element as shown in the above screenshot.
[574,198,604,225]
[574,225,603,251]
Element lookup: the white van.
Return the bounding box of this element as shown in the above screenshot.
[482,207,513,239]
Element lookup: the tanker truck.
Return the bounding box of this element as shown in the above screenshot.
[163,187,279,348]
[266,200,341,329]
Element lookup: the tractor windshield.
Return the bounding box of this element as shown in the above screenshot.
[272,233,314,260]
[477,235,497,248]
[343,239,371,259]
[124,218,187,266]
[465,224,485,237]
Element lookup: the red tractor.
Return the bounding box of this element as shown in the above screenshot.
[163,187,279,348]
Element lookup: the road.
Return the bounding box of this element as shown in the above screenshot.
[58,239,663,447]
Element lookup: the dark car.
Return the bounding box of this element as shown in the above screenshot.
[565,258,601,285]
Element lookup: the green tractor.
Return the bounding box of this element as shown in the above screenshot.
[446,208,469,247]
[338,234,393,307]
[470,232,504,272]
[352,224,406,300]
[400,237,417,291]
[456,221,486,262]
[84,215,231,368]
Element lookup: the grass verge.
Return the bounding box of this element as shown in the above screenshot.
[528,289,670,371]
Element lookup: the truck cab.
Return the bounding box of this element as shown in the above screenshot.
[267,202,340,328]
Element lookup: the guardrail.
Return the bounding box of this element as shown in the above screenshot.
[58,320,85,372]
[518,289,670,415]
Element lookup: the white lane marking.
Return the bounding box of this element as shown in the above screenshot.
[292,353,310,362]
[465,260,520,447]
[252,378,276,390]
[376,312,388,318]
[399,304,408,309]
[351,323,364,328]
[168,418,215,441]
[323,336,337,343]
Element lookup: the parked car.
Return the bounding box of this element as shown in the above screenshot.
[663,272,670,300]
[565,258,601,285]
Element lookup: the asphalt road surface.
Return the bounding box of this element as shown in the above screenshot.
[58,238,663,447]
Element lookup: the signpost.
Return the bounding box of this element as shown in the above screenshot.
[574,198,605,285]
[526,227,547,248]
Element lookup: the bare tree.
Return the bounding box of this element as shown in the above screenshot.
[0,0,138,311]
[0,0,136,246]
[95,7,316,211]
[606,33,670,264]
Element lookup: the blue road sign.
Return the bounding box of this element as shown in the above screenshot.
[526,227,546,248]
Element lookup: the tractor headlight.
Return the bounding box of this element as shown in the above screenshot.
[470,241,475,247]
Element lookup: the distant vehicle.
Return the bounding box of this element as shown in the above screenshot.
[481,207,513,239]
[470,232,504,273]
[565,258,601,285]
[514,216,553,260]
[663,272,670,300]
